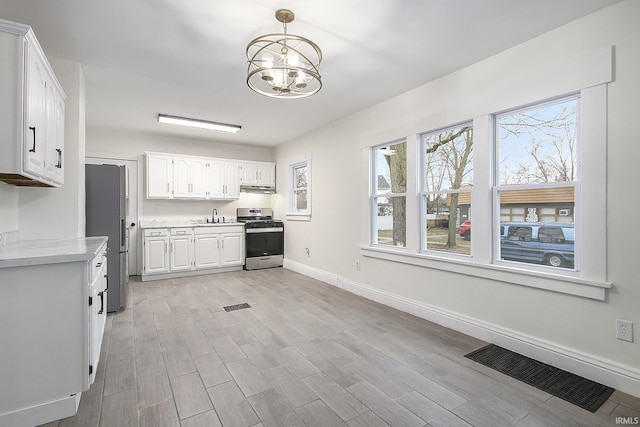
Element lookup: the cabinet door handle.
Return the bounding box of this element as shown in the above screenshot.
[105,274,108,291]
[28,127,36,152]
[97,291,105,315]
[167,183,170,193]
[95,262,102,268]
[55,148,62,168]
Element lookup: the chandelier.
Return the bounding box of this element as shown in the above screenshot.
[246,9,322,99]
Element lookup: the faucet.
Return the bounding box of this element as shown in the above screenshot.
[210,208,218,223]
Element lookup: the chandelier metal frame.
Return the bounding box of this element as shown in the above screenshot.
[246,9,322,99]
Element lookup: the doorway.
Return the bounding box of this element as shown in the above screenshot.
[86,157,140,276]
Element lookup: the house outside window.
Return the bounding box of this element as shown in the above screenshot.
[420,124,473,256]
[372,141,406,247]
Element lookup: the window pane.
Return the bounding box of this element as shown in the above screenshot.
[295,166,307,190]
[375,196,406,247]
[294,190,307,211]
[498,187,575,269]
[423,125,473,192]
[421,125,473,256]
[498,98,578,185]
[375,142,406,193]
[424,192,471,255]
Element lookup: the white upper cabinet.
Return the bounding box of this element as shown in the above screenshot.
[239,162,259,186]
[145,152,267,200]
[0,19,66,187]
[257,162,276,187]
[146,153,173,198]
[239,161,276,188]
[207,160,239,200]
[173,156,208,199]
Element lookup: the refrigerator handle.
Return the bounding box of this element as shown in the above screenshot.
[121,219,126,249]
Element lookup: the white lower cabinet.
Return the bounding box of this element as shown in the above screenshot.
[0,238,107,426]
[142,225,244,281]
[170,228,193,271]
[143,229,170,274]
[194,232,220,269]
[221,232,244,266]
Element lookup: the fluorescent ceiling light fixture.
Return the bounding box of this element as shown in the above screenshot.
[157,114,241,133]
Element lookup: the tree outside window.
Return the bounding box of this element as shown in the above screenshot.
[372,141,406,247]
[421,124,473,255]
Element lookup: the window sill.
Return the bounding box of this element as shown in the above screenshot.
[360,245,611,300]
[286,213,311,222]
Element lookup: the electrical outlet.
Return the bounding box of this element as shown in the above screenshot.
[355,260,361,271]
[616,319,633,342]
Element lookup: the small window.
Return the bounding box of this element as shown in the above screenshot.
[507,226,532,242]
[287,155,312,220]
[538,227,565,244]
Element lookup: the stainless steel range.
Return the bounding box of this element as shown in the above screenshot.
[237,208,284,270]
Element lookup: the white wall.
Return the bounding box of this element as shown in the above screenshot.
[0,185,18,234]
[274,0,640,395]
[86,129,275,221]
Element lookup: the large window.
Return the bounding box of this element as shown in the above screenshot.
[372,141,406,247]
[495,95,578,270]
[362,85,607,299]
[421,124,473,255]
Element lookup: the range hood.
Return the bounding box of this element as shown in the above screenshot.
[240,184,276,194]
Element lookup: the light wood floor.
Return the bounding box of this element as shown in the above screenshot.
[41,268,639,427]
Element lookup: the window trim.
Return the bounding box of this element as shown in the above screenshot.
[286,153,312,221]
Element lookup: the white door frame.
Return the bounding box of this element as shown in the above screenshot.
[86,156,141,276]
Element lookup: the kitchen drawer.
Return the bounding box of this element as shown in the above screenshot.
[89,244,108,283]
[144,228,169,237]
[193,225,244,235]
[170,227,193,236]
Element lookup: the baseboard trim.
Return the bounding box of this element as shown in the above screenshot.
[0,393,81,427]
[283,259,640,398]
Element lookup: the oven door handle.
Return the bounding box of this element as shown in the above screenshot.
[246,227,284,234]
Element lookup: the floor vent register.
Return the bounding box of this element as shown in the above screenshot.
[465,344,614,412]
[223,303,251,312]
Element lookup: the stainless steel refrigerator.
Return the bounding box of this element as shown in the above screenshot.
[86,164,128,312]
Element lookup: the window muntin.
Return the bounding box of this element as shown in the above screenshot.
[495,96,579,270]
[421,124,473,255]
[372,141,406,247]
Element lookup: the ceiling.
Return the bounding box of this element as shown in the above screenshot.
[0,0,622,147]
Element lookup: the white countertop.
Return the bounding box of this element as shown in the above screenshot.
[140,220,243,229]
[0,236,108,268]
